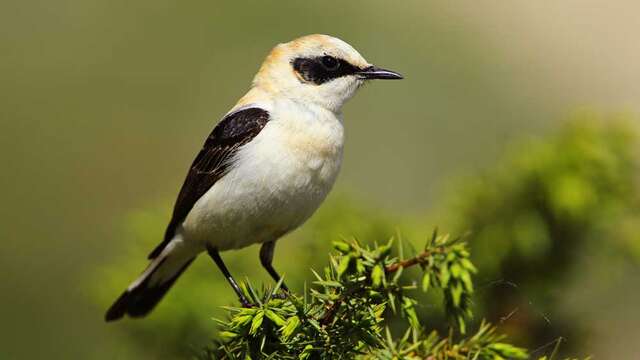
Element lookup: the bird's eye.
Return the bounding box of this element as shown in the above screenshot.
[321,55,340,70]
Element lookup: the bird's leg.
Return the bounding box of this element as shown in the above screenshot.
[206,245,252,307]
[260,241,289,294]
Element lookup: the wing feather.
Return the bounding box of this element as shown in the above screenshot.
[148,107,270,259]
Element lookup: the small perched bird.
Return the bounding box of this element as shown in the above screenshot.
[105,34,402,321]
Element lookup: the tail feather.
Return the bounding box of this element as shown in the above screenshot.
[105,238,195,322]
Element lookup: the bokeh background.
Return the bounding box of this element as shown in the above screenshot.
[2,1,639,359]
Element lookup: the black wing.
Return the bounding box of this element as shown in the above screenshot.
[148,107,270,259]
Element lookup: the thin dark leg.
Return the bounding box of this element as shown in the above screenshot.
[206,245,251,307]
[259,241,289,292]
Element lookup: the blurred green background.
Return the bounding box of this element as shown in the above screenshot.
[2,1,639,359]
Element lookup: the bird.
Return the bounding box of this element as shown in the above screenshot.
[105,34,402,321]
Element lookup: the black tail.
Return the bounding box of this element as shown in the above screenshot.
[105,252,195,322]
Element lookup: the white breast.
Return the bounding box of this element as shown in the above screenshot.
[181,101,344,251]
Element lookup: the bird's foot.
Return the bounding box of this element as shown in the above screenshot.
[240,299,257,308]
[271,292,288,300]
[270,284,290,300]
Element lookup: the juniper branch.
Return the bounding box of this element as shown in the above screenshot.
[202,231,581,359]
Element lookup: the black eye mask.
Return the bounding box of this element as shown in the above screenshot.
[291,55,362,85]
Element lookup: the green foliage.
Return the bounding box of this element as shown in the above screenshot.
[203,234,535,359]
[447,119,640,272]
[369,321,528,360]
[439,119,640,351]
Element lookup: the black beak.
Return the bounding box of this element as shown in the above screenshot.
[357,65,403,80]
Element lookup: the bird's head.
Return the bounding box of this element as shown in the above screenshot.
[252,34,402,113]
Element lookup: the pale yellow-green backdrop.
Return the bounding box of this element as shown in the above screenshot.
[1,1,639,359]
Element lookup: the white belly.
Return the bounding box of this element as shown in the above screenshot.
[181,114,344,251]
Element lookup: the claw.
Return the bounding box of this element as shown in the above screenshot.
[240,300,256,308]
